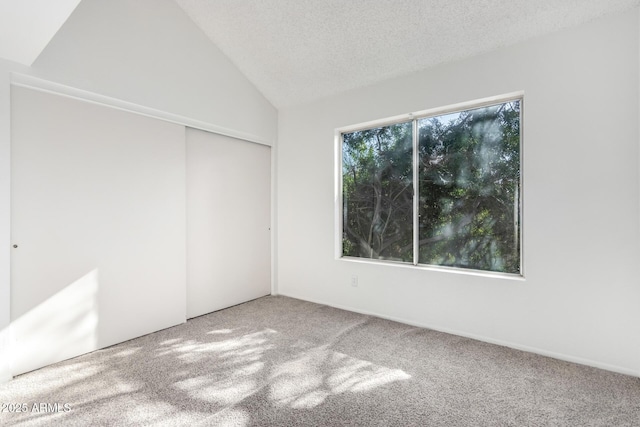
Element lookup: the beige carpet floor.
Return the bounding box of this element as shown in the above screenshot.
[0,295,639,426]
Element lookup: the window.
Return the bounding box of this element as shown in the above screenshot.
[340,96,522,275]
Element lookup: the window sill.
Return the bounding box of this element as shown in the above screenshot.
[338,256,526,281]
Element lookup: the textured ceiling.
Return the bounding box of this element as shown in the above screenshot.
[181,0,638,108]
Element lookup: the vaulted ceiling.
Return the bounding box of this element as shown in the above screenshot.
[1,0,638,108]
[174,0,640,107]
[0,0,82,66]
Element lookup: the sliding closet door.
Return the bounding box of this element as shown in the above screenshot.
[10,86,186,375]
[186,128,271,318]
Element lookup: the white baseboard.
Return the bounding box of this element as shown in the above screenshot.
[278,292,639,378]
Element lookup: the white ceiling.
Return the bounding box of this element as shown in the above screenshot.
[0,0,82,66]
[175,0,640,108]
[0,1,638,107]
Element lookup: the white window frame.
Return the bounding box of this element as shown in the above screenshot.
[335,92,525,279]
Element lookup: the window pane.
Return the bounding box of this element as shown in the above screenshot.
[418,101,521,273]
[342,122,413,262]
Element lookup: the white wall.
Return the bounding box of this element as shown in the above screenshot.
[31,0,276,143]
[0,59,29,383]
[0,0,277,382]
[0,0,82,66]
[0,68,7,383]
[277,9,640,376]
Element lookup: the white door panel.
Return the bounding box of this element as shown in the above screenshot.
[186,128,270,318]
[10,86,186,375]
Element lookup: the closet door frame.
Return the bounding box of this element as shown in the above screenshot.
[6,74,275,376]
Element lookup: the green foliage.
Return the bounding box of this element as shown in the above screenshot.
[342,100,521,273]
[342,122,413,261]
[418,101,520,273]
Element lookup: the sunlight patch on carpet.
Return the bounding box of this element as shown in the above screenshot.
[269,345,411,408]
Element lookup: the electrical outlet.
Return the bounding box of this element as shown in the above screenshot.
[351,275,359,287]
